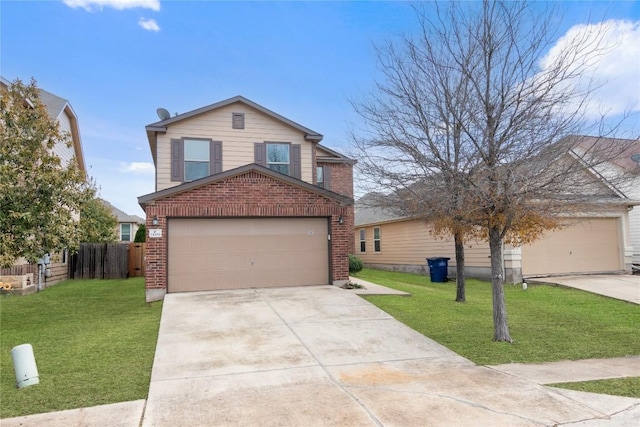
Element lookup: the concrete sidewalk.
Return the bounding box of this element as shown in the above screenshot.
[489,356,640,384]
[529,274,640,304]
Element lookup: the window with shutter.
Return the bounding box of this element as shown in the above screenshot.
[255,142,301,178]
[316,165,331,189]
[171,138,222,182]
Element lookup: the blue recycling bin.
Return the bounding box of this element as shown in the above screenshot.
[426,257,450,282]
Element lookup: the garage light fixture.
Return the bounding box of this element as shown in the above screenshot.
[152,215,159,226]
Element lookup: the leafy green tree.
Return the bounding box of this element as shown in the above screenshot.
[78,191,118,243]
[134,224,146,242]
[0,78,90,267]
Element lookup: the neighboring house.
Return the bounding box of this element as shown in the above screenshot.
[0,76,87,288]
[355,137,638,283]
[571,136,640,268]
[101,200,145,242]
[138,96,355,302]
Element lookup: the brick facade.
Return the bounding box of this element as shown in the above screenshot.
[143,170,353,301]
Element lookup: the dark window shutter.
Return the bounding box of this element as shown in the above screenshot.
[211,141,222,174]
[323,166,331,190]
[171,138,184,182]
[291,144,301,179]
[254,143,266,166]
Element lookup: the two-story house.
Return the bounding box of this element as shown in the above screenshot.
[1,76,87,290]
[138,96,355,302]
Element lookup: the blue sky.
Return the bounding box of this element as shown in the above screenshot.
[2,0,639,216]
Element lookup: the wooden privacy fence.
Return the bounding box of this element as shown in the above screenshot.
[69,243,129,279]
[128,242,146,277]
[0,264,38,276]
[69,242,146,279]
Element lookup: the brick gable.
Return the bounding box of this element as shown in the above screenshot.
[143,170,353,300]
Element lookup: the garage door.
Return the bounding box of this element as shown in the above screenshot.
[168,218,329,292]
[522,218,621,276]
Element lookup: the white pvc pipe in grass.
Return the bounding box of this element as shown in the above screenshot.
[11,343,39,389]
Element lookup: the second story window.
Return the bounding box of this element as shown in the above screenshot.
[266,143,290,175]
[171,138,222,183]
[184,139,210,181]
[316,166,324,187]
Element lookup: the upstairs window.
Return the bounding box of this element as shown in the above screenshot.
[184,139,210,181]
[254,142,301,179]
[266,143,290,175]
[171,138,222,182]
[316,165,331,189]
[316,166,324,187]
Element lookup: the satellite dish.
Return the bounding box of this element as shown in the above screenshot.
[631,153,640,164]
[156,108,171,120]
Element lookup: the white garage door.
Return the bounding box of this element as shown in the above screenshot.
[168,218,329,292]
[522,218,621,276]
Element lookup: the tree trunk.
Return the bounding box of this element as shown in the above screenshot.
[488,226,512,342]
[454,230,466,302]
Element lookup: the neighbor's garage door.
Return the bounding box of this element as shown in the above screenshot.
[522,218,621,276]
[168,218,329,292]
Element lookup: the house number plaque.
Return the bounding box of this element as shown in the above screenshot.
[149,229,162,238]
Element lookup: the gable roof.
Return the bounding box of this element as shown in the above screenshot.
[569,135,640,173]
[101,199,144,223]
[145,96,323,164]
[316,143,357,165]
[138,163,353,208]
[1,76,86,175]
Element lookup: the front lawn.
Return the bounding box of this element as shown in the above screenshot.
[356,268,640,365]
[0,278,162,419]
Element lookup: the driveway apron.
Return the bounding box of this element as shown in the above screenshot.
[142,286,639,426]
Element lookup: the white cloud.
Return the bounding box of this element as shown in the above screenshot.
[138,17,160,32]
[63,0,160,12]
[540,19,640,119]
[120,162,155,175]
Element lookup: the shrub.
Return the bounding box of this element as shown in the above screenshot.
[134,224,146,242]
[349,254,364,274]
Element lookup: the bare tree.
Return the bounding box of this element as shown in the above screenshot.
[350,1,637,342]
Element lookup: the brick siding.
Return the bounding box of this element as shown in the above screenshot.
[144,170,353,294]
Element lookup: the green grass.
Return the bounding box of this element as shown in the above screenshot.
[356,268,640,365]
[0,278,162,418]
[549,377,640,399]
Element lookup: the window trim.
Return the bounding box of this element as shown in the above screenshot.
[183,138,211,182]
[120,223,132,242]
[266,142,291,174]
[171,138,223,182]
[374,227,381,252]
[359,229,366,253]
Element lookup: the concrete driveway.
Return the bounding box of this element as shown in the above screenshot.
[529,274,640,304]
[141,285,640,426]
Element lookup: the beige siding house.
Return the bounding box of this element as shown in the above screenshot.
[570,137,640,268]
[139,96,356,302]
[355,138,638,282]
[101,200,144,242]
[0,76,87,290]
